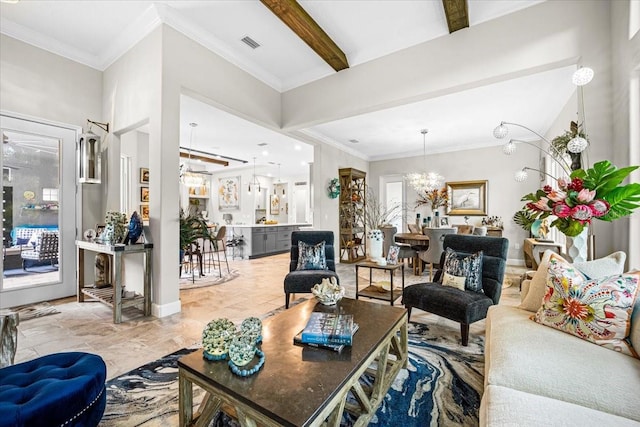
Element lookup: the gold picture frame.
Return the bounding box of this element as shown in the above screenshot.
[140,187,149,202]
[140,167,149,183]
[446,180,488,216]
[140,205,149,221]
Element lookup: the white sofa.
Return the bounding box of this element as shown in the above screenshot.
[480,252,640,427]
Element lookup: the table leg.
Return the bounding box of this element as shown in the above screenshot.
[355,265,359,299]
[77,248,85,302]
[179,370,193,427]
[114,252,122,324]
[144,248,152,316]
[389,269,394,306]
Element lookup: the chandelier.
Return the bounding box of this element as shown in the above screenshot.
[404,129,444,193]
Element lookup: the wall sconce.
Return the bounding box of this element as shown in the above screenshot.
[78,119,108,184]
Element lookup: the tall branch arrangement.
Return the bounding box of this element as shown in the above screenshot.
[415,187,449,211]
[364,186,403,230]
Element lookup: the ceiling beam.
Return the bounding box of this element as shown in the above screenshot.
[180,152,229,167]
[442,0,469,33]
[260,0,349,72]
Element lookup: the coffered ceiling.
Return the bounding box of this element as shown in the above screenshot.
[2,0,569,177]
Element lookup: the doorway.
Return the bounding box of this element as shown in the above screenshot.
[0,114,78,308]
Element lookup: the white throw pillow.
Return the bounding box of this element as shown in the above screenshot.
[629,269,640,352]
[442,272,466,290]
[573,251,626,279]
[519,250,628,313]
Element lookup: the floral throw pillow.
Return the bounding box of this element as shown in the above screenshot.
[533,254,640,358]
[439,248,484,292]
[296,241,328,271]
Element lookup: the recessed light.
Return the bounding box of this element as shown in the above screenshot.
[262,150,269,156]
[294,145,301,151]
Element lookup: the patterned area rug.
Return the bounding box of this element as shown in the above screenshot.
[179,268,240,290]
[100,320,483,426]
[8,302,60,321]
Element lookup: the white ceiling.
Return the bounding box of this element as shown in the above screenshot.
[1,0,573,178]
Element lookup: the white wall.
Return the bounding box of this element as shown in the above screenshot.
[283,0,619,258]
[611,0,640,268]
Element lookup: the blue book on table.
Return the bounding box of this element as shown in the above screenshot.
[300,312,354,346]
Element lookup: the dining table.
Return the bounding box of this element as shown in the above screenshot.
[393,233,430,275]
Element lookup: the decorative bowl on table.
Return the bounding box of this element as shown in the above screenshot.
[202,318,236,361]
[311,277,345,305]
[240,317,262,345]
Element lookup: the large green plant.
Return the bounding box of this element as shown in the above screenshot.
[179,208,211,251]
[520,160,640,237]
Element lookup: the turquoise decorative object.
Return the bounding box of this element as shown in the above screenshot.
[530,218,549,239]
[202,318,236,361]
[228,348,265,377]
[240,317,262,345]
[228,334,256,367]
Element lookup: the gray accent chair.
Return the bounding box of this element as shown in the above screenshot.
[284,230,339,308]
[403,234,509,346]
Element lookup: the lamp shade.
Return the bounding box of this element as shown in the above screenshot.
[78,130,101,184]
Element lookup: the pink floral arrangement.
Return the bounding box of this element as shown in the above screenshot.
[520,160,640,237]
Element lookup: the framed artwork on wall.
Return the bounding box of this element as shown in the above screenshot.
[446,180,488,216]
[270,194,280,215]
[140,205,149,221]
[218,176,240,210]
[140,168,149,183]
[140,187,149,202]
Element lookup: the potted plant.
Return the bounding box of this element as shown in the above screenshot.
[179,207,211,262]
[364,187,403,262]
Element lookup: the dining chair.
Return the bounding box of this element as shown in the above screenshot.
[418,227,458,280]
[209,225,230,278]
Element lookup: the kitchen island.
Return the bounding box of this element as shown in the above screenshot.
[226,223,312,259]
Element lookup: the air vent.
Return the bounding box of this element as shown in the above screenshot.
[295,181,307,186]
[349,139,359,144]
[257,142,268,146]
[241,36,261,49]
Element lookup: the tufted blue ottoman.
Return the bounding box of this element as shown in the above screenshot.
[0,352,106,427]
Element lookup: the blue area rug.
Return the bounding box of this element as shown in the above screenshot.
[100,321,483,426]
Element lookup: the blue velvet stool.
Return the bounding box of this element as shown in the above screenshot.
[0,352,107,427]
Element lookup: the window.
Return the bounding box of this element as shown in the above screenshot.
[42,188,58,202]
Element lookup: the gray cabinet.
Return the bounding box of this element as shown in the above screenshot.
[250,225,298,258]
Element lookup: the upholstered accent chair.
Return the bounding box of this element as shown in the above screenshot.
[418,227,458,280]
[283,230,339,308]
[403,234,509,346]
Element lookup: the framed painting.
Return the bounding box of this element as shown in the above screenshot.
[270,194,280,215]
[140,168,149,183]
[140,205,149,222]
[446,180,488,216]
[140,187,149,202]
[218,176,240,210]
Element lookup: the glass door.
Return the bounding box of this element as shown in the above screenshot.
[1,114,78,308]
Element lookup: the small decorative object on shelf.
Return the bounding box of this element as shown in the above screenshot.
[482,216,503,229]
[311,277,345,305]
[104,211,127,244]
[83,228,96,241]
[327,178,340,199]
[202,318,236,361]
[124,211,143,244]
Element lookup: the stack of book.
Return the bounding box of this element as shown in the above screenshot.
[294,312,359,353]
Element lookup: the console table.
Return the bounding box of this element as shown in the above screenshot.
[355,261,405,305]
[523,238,564,269]
[76,241,153,323]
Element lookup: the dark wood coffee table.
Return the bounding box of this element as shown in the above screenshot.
[178,298,408,426]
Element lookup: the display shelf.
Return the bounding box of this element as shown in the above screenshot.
[339,168,366,263]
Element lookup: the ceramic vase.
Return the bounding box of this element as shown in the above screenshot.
[565,226,589,263]
[367,229,384,262]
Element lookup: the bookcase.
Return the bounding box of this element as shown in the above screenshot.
[338,168,366,263]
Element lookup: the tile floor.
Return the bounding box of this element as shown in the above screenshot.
[13,252,525,380]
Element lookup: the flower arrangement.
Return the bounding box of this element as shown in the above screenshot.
[415,187,448,211]
[519,160,640,237]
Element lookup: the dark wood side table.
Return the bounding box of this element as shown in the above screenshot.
[355,261,405,305]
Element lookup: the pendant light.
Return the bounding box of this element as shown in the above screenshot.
[404,129,444,193]
[248,157,261,194]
